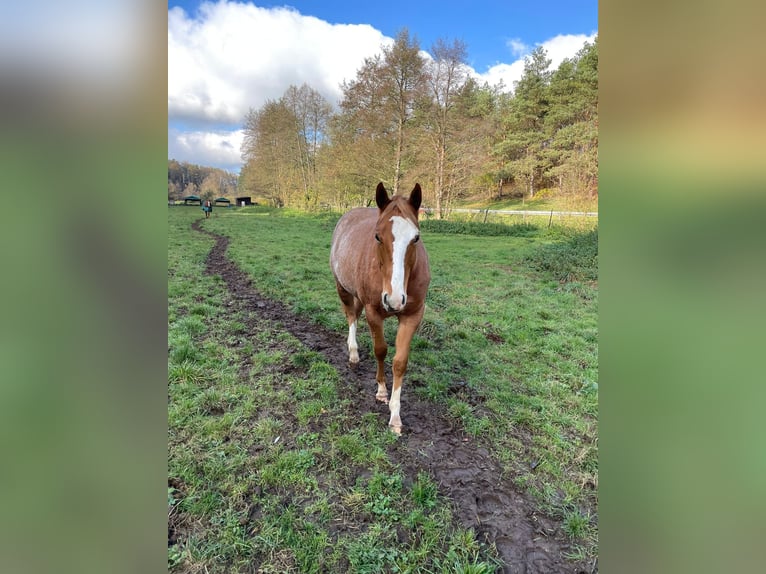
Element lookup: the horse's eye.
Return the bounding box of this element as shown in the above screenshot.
[413,235,420,243]
[375,233,381,243]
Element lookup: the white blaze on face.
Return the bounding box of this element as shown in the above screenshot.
[386,215,419,310]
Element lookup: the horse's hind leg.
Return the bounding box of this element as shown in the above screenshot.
[336,282,363,364]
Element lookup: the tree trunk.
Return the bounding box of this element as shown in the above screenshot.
[435,141,445,219]
[393,117,404,195]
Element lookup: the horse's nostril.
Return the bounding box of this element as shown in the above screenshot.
[402,294,406,306]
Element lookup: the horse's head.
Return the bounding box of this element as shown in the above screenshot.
[374,182,422,313]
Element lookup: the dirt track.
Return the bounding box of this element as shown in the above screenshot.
[192,219,596,574]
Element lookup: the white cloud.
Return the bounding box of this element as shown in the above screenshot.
[541,33,598,69]
[168,127,245,173]
[506,37,529,58]
[476,32,597,92]
[475,59,527,92]
[168,2,388,125]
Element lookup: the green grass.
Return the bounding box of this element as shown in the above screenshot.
[196,207,597,545]
[168,206,501,573]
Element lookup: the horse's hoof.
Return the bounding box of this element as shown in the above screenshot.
[375,394,388,404]
[389,425,402,436]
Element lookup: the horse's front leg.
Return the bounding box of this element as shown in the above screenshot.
[365,307,388,404]
[388,310,424,435]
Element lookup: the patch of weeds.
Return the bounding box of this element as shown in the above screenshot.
[524,228,598,283]
[296,432,320,448]
[239,340,255,356]
[297,399,325,426]
[289,350,322,370]
[211,508,252,561]
[190,302,217,317]
[260,449,317,491]
[168,360,206,385]
[170,334,199,364]
[562,507,592,540]
[341,488,367,514]
[253,417,283,442]
[198,387,239,415]
[307,361,338,383]
[437,529,500,574]
[335,430,367,464]
[421,219,540,237]
[346,524,401,574]
[168,544,183,569]
[411,472,438,510]
[447,400,491,437]
[417,316,448,344]
[420,378,449,402]
[179,488,223,517]
[363,471,403,522]
[464,416,492,437]
[249,350,286,373]
[175,314,206,337]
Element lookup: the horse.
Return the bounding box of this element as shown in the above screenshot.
[330,182,431,434]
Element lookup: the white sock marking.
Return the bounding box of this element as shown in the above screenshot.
[389,386,402,428]
[348,320,359,363]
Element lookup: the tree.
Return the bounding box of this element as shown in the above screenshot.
[282,84,332,207]
[494,47,552,199]
[333,30,426,199]
[543,38,598,198]
[240,85,333,208]
[199,173,220,200]
[421,38,469,218]
[240,99,299,207]
[380,28,426,193]
[335,54,395,194]
[167,159,237,201]
[182,181,198,198]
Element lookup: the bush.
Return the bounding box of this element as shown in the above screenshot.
[524,228,598,282]
[421,219,539,237]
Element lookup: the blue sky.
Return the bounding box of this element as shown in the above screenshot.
[168,0,597,172]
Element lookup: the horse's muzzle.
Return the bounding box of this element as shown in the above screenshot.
[382,292,406,313]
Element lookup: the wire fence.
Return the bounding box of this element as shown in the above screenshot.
[424,208,597,217]
[421,207,598,229]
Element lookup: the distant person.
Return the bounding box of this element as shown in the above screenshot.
[202,199,213,219]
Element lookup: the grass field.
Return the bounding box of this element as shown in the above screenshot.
[168,205,598,572]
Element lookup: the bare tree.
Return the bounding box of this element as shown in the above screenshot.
[380,29,426,194]
[423,38,468,218]
[283,84,332,207]
[240,100,299,206]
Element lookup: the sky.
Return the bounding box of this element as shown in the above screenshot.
[168,0,598,173]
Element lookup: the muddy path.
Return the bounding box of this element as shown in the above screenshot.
[192,220,595,574]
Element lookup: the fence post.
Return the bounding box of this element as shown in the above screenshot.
[483,209,489,223]
[548,209,553,228]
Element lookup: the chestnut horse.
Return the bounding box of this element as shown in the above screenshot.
[330,182,431,434]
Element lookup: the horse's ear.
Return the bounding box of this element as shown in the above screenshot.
[376,182,390,210]
[409,183,422,213]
